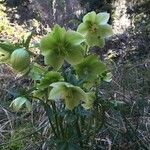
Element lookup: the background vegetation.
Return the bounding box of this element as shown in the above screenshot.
[0,0,149,149]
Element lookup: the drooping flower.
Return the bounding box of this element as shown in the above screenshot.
[40,25,85,70]
[49,82,87,111]
[77,11,113,48]
[75,55,107,84]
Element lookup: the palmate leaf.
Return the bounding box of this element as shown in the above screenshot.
[38,71,62,89]
[49,82,87,110]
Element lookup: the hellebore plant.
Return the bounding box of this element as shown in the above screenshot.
[0,11,115,149]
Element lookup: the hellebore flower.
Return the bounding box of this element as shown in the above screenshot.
[77,11,113,48]
[75,55,107,83]
[40,25,85,70]
[49,82,87,111]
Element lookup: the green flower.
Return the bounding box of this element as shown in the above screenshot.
[75,55,107,84]
[40,25,85,70]
[77,11,113,48]
[49,82,87,111]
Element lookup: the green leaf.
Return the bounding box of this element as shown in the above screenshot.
[82,92,95,109]
[29,63,46,80]
[103,72,112,82]
[65,45,84,65]
[0,48,10,62]
[44,50,64,70]
[0,42,16,53]
[24,32,34,50]
[77,23,88,35]
[83,11,96,23]
[10,97,27,111]
[96,12,110,25]
[25,100,32,112]
[66,30,85,45]
[38,71,62,89]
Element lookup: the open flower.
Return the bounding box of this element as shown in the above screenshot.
[49,82,87,111]
[77,11,113,48]
[40,25,85,70]
[75,55,107,83]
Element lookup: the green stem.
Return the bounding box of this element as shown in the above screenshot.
[51,102,60,137]
[41,101,57,137]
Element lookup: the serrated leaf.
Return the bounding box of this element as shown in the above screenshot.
[38,71,62,89]
[29,63,46,80]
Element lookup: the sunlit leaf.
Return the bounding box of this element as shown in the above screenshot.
[10,97,27,111]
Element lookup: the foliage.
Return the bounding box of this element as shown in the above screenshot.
[0,11,114,149]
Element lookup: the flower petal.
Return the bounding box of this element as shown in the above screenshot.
[66,30,85,45]
[85,32,105,48]
[40,34,56,54]
[96,12,110,25]
[49,85,65,100]
[44,50,64,70]
[65,45,84,65]
[83,11,96,23]
[77,23,88,35]
[98,24,113,38]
